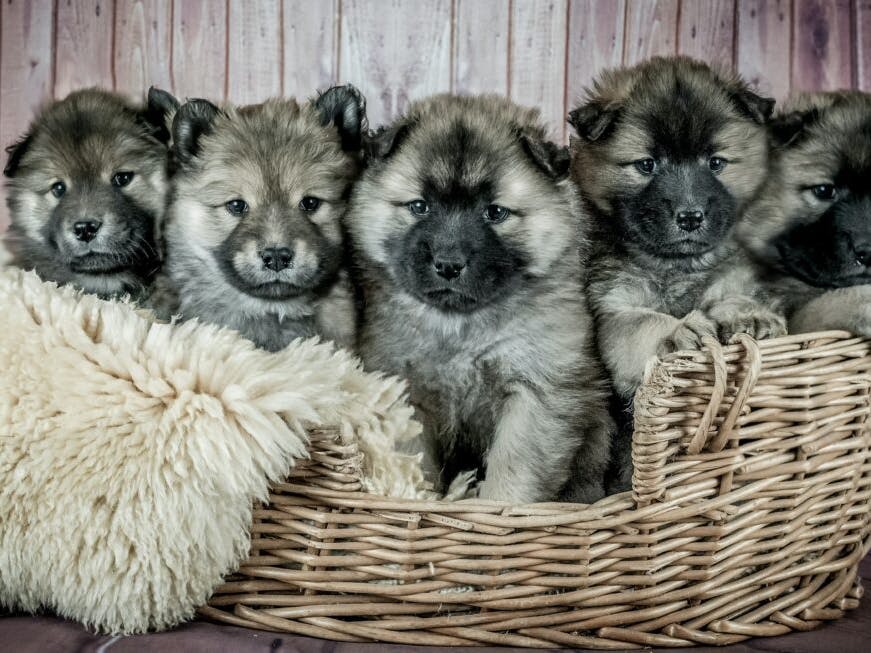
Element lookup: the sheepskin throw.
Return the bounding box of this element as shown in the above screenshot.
[0,266,426,634]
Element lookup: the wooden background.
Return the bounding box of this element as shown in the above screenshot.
[0,0,868,230]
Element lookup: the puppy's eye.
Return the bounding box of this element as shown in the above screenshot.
[111,171,135,187]
[812,184,837,201]
[299,196,321,212]
[634,158,657,175]
[50,181,66,198]
[708,157,727,173]
[225,199,249,216]
[484,204,510,224]
[408,200,429,216]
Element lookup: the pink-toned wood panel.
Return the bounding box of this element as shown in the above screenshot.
[114,0,173,98]
[227,0,282,104]
[339,0,453,128]
[54,0,114,96]
[510,0,569,141]
[736,0,792,100]
[565,0,626,114]
[171,0,227,100]
[678,0,736,65]
[0,0,55,231]
[623,0,679,65]
[454,0,510,96]
[282,0,339,98]
[855,0,871,91]
[792,0,853,91]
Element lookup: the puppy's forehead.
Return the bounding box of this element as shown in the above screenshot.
[417,121,500,202]
[629,77,731,157]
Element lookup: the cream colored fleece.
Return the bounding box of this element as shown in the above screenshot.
[0,266,427,634]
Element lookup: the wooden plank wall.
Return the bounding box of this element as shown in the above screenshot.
[0,0,866,229]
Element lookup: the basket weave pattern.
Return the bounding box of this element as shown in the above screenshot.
[203,332,871,648]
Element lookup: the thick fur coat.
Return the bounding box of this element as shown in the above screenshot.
[0,267,427,634]
[348,94,613,504]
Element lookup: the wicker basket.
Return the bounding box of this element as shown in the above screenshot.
[202,331,871,648]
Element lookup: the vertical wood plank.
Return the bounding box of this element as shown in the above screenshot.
[736,0,792,99]
[0,0,55,231]
[172,0,227,100]
[510,0,569,141]
[855,0,871,90]
[678,0,736,66]
[792,0,853,91]
[55,0,115,96]
[227,0,282,104]
[566,0,625,109]
[454,0,510,96]
[114,0,172,98]
[339,0,452,128]
[282,0,338,98]
[623,0,679,65]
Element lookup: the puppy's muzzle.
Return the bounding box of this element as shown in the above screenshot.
[260,246,293,272]
[73,220,102,243]
[675,208,704,232]
[433,253,467,280]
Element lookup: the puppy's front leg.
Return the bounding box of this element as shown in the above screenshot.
[477,385,576,504]
[790,285,871,336]
[701,268,787,342]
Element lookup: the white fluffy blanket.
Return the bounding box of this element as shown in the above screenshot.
[0,266,427,633]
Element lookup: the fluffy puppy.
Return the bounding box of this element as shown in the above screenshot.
[347,94,613,504]
[158,86,365,351]
[569,57,786,490]
[738,91,871,335]
[3,87,177,299]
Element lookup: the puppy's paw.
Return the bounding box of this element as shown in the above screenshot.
[711,305,787,342]
[442,469,479,501]
[659,310,717,354]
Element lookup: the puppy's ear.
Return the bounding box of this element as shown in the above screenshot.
[316,84,367,151]
[769,108,819,147]
[172,99,220,165]
[731,88,776,125]
[364,122,413,161]
[568,102,618,142]
[140,86,180,144]
[520,134,570,181]
[4,132,34,178]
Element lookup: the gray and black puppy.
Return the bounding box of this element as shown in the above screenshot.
[569,57,786,490]
[347,94,613,504]
[157,86,365,351]
[3,87,178,299]
[738,91,871,335]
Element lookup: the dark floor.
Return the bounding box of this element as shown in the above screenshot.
[2,555,870,652]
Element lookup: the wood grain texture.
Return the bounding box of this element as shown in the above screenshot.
[171,0,227,100]
[227,0,282,104]
[282,0,338,98]
[792,0,853,91]
[856,0,871,91]
[623,0,679,65]
[736,0,792,99]
[114,0,173,98]
[0,0,55,231]
[454,0,510,96]
[339,0,452,128]
[678,0,736,65]
[510,0,569,141]
[566,0,625,111]
[54,0,115,96]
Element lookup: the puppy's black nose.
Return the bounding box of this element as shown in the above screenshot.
[433,257,466,280]
[260,247,293,272]
[676,209,704,232]
[73,220,102,242]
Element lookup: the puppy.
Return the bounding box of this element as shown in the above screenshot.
[738,91,871,336]
[347,94,613,504]
[3,87,177,299]
[158,86,365,351]
[569,57,786,490]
